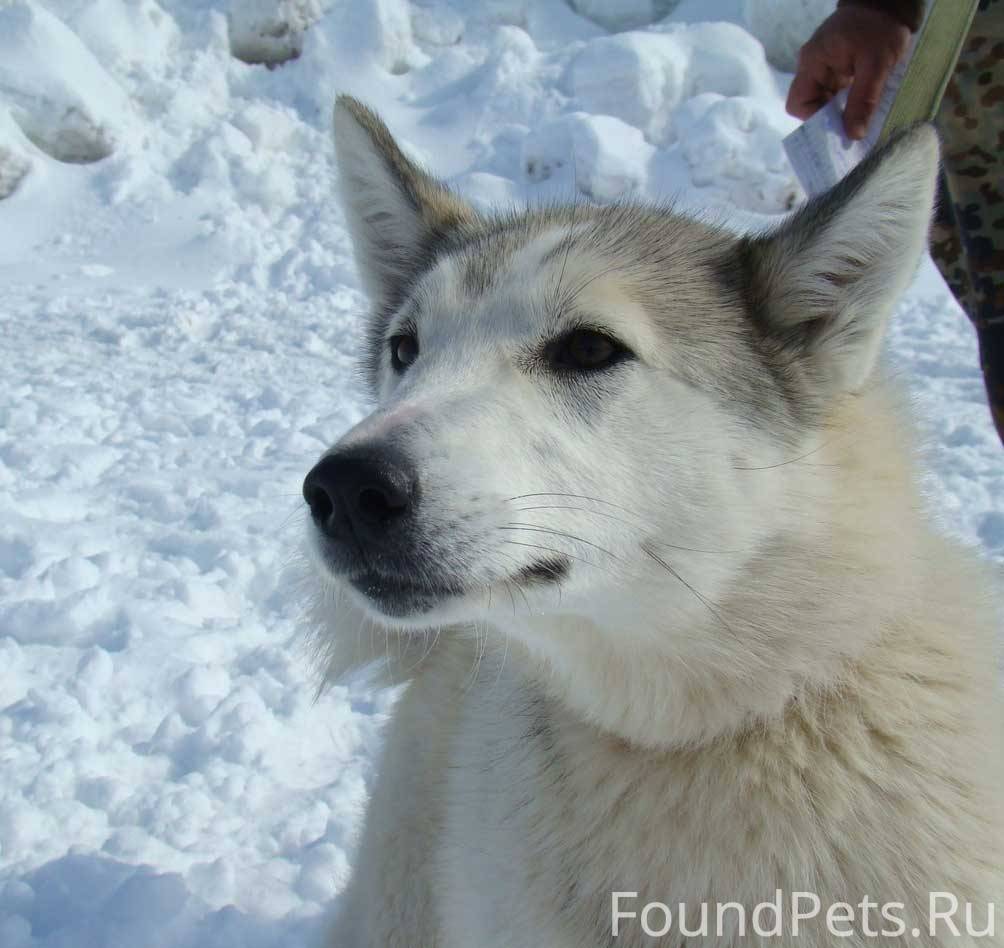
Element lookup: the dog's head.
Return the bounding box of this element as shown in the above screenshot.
[304,97,937,650]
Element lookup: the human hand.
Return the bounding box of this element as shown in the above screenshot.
[786,6,912,140]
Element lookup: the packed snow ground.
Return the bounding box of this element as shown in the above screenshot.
[1,0,1001,945]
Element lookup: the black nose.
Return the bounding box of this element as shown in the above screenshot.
[302,447,417,545]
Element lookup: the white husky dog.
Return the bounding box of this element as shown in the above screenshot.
[302,97,1003,947]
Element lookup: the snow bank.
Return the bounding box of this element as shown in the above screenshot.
[742,0,833,71]
[228,0,421,71]
[63,0,182,74]
[0,108,33,199]
[522,112,654,199]
[228,0,326,65]
[567,31,687,143]
[567,0,678,32]
[0,1,134,163]
[673,92,798,211]
[561,21,799,210]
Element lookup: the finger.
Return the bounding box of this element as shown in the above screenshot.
[830,71,853,93]
[787,71,826,118]
[787,40,855,119]
[844,55,896,139]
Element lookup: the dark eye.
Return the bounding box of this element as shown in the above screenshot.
[390,333,419,372]
[547,328,631,372]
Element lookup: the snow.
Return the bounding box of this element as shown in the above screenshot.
[0,1,135,164]
[0,0,1000,945]
[522,111,655,200]
[741,0,834,72]
[567,0,678,33]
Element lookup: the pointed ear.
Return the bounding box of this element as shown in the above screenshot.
[332,96,476,312]
[744,125,939,397]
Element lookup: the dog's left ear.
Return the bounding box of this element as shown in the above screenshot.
[333,96,476,312]
[744,125,939,395]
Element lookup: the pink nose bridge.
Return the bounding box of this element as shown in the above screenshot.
[338,402,425,450]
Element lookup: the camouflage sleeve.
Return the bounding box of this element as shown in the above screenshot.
[837,0,925,32]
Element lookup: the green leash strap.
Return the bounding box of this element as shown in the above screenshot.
[879,0,981,141]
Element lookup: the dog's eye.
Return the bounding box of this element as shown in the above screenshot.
[390,333,419,372]
[547,328,631,372]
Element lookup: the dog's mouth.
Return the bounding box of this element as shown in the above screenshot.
[342,556,571,619]
[347,571,464,618]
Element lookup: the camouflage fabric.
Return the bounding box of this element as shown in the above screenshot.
[929,0,1004,442]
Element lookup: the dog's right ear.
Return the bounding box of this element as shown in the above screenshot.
[742,125,939,399]
[333,96,476,311]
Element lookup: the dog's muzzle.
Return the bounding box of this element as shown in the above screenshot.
[303,445,459,616]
